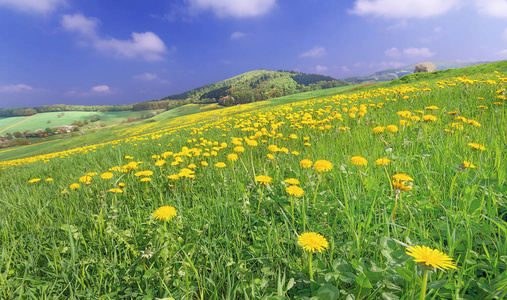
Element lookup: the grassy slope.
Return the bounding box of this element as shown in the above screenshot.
[0,104,222,161]
[0,110,164,134]
[1,61,505,163]
[1,61,505,299]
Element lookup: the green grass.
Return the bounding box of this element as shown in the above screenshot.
[0,104,222,161]
[0,110,164,134]
[0,62,506,299]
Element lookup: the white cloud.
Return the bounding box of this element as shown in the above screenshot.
[299,46,327,58]
[61,13,168,61]
[61,13,99,36]
[385,47,435,58]
[497,49,507,56]
[314,65,328,73]
[230,31,246,39]
[133,73,158,81]
[349,0,461,18]
[385,48,400,57]
[403,47,435,57]
[476,0,507,17]
[502,28,507,41]
[0,83,33,93]
[341,66,350,72]
[91,85,110,94]
[188,0,276,18]
[0,0,65,14]
[434,26,443,33]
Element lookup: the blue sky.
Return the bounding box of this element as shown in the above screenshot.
[1,0,506,108]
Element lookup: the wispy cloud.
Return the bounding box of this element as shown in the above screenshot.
[133,73,158,81]
[299,46,327,58]
[0,83,33,93]
[349,0,461,18]
[475,0,507,18]
[61,13,169,61]
[0,0,65,14]
[314,65,328,73]
[91,85,110,94]
[188,0,276,18]
[385,47,435,58]
[230,31,246,39]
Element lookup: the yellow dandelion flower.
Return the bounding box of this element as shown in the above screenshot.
[375,158,391,166]
[153,206,177,221]
[267,153,275,160]
[462,161,476,169]
[45,178,53,182]
[373,126,385,134]
[100,172,113,179]
[298,232,329,253]
[108,188,123,193]
[425,105,438,110]
[140,177,151,182]
[255,175,273,185]
[400,119,411,126]
[118,182,125,188]
[284,178,300,185]
[286,185,304,197]
[155,160,166,166]
[406,245,457,270]
[200,161,209,166]
[386,125,398,132]
[215,162,226,168]
[423,115,438,122]
[70,183,80,190]
[393,181,412,191]
[448,111,458,115]
[314,160,333,173]
[79,175,92,183]
[300,159,313,169]
[29,178,41,183]
[468,143,486,151]
[234,146,245,153]
[167,174,180,180]
[350,156,367,166]
[392,173,414,182]
[227,153,238,162]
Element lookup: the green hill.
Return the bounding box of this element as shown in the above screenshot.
[157,69,349,106]
[345,61,489,84]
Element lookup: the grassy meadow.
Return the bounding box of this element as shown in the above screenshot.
[0,110,167,135]
[0,63,506,299]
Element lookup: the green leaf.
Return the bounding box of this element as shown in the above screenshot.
[427,280,447,289]
[381,292,400,300]
[339,272,356,283]
[332,258,348,273]
[316,284,340,300]
[395,266,413,281]
[355,275,373,289]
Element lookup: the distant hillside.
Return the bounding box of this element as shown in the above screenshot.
[344,61,489,84]
[155,70,349,106]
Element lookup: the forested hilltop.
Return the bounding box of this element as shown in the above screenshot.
[158,69,348,106]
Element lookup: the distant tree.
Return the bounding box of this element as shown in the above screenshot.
[13,131,23,138]
[83,119,89,125]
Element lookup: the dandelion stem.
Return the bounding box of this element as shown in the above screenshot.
[309,253,313,280]
[392,193,399,222]
[420,269,429,300]
[290,195,295,226]
[257,185,265,215]
[312,175,322,204]
[383,166,393,194]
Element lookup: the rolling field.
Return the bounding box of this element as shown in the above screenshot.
[0,110,164,134]
[0,63,506,299]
